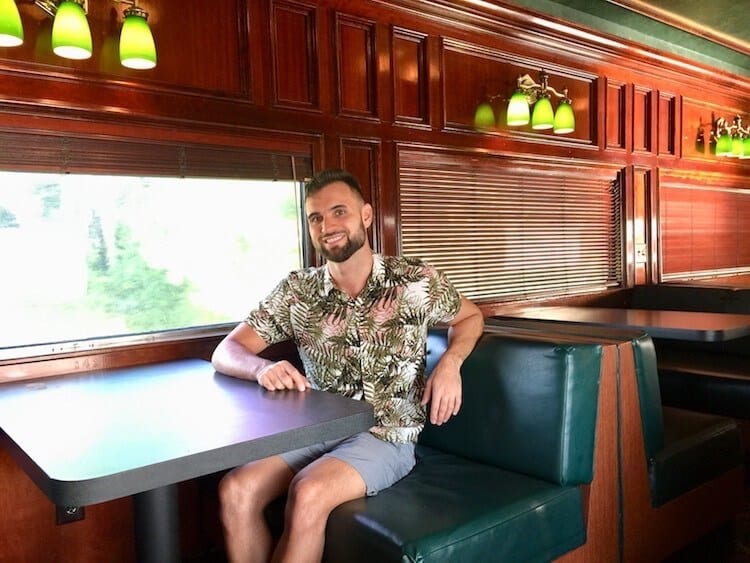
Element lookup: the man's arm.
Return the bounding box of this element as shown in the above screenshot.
[211,322,310,392]
[421,296,484,425]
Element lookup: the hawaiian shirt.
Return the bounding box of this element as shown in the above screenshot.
[245,253,461,443]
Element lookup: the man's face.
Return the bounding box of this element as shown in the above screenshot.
[305,181,372,263]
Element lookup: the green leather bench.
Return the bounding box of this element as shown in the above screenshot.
[486,317,745,560]
[323,330,605,563]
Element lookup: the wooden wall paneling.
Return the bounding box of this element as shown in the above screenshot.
[681,96,750,164]
[271,1,320,110]
[620,166,636,286]
[392,27,429,126]
[427,35,443,131]
[632,86,653,153]
[247,0,271,106]
[334,14,377,118]
[0,446,135,562]
[632,167,654,284]
[376,23,395,123]
[3,0,249,101]
[605,79,627,150]
[379,142,400,256]
[341,138,382,252]
[657,92,677,156]
[682,97,711,159]
[440,39,595,146]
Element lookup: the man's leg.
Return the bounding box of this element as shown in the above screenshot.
[272,456,366,563]
[219,455,294,563]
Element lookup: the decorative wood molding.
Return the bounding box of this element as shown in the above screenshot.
[606,0,750,58]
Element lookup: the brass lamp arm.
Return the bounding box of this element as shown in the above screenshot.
[516,71,570,104]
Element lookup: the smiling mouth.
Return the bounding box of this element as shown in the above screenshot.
[322,233,346,245]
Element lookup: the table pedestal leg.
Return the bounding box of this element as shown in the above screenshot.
[134,484,180,563]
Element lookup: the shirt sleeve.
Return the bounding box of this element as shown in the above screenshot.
[245,277,295,345]
[424,265,462,326]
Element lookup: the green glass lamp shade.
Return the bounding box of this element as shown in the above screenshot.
[0,0,23,47]
[715,132,732,156]
[742,136,750,159]
[52,1,92,60]
[474,102,496,131]
[506,90,530,126]
[730,134,743,158]
[531,96,554,130]
[553,100,575,134]
[120,11,157,70]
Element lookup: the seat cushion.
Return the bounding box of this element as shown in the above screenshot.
[649,407,743,506]
[325,446,586,563]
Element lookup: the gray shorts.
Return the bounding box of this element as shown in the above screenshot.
[279,431,416,496]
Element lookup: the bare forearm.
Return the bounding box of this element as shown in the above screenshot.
[445,307,484,364]
[211,339,272,381]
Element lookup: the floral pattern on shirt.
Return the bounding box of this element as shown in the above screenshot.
[245,254,461,443]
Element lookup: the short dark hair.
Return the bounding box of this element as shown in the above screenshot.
[304,169,365,202]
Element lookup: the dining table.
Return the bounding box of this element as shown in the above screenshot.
[493,305,750,342]
[0,358,374,563]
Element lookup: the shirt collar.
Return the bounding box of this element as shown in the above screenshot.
[320,253,385,297]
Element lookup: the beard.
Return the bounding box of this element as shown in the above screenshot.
[316,224,367,263]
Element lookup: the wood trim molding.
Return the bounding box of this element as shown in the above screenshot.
[605,0,750,58]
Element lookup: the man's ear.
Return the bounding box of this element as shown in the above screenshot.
[362,203,374,228]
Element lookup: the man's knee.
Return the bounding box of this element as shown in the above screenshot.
[286,476,331,527]
[219,468,254,514]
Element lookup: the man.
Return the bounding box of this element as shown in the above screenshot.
[212,168,484,563]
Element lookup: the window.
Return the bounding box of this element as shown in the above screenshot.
[659,176,750,281]
[0,172,303,358]
[398,148,622,302]
[0,130,312,361]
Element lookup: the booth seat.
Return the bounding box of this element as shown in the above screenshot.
[486,317,745,561]
[323,329,611,563]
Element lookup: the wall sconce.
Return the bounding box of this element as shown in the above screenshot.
[117,0,156,69]
[698,114,750,159]
[475,70,575,135]
[0,0,156,69]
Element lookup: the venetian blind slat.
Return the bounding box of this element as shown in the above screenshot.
[0,130,312,180]
[398,149,622,302]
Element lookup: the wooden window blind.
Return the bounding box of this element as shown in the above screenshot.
[659,182,750,280]
[399,149,622,302]
[0,130,312,180]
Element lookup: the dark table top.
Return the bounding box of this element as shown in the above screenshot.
[0,359,374,507]
[495,306,750,341]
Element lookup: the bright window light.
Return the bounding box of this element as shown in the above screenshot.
[0,172,303,357]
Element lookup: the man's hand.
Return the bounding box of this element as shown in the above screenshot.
[256,360,311,392]
[421,352,462,425]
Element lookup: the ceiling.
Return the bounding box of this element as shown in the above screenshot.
[504,0,750,77]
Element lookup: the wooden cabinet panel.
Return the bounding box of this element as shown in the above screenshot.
[633,86,653,152]
[393,28,428,125]
[441,39,594,144]
[606,80,626,150]
[272,1,319,109]
[9,0,246,95]
[658,92,677,156]
[335,15,376,118]
[341,138,381,250]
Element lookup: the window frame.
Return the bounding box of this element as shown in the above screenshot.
[0,124,315,371]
